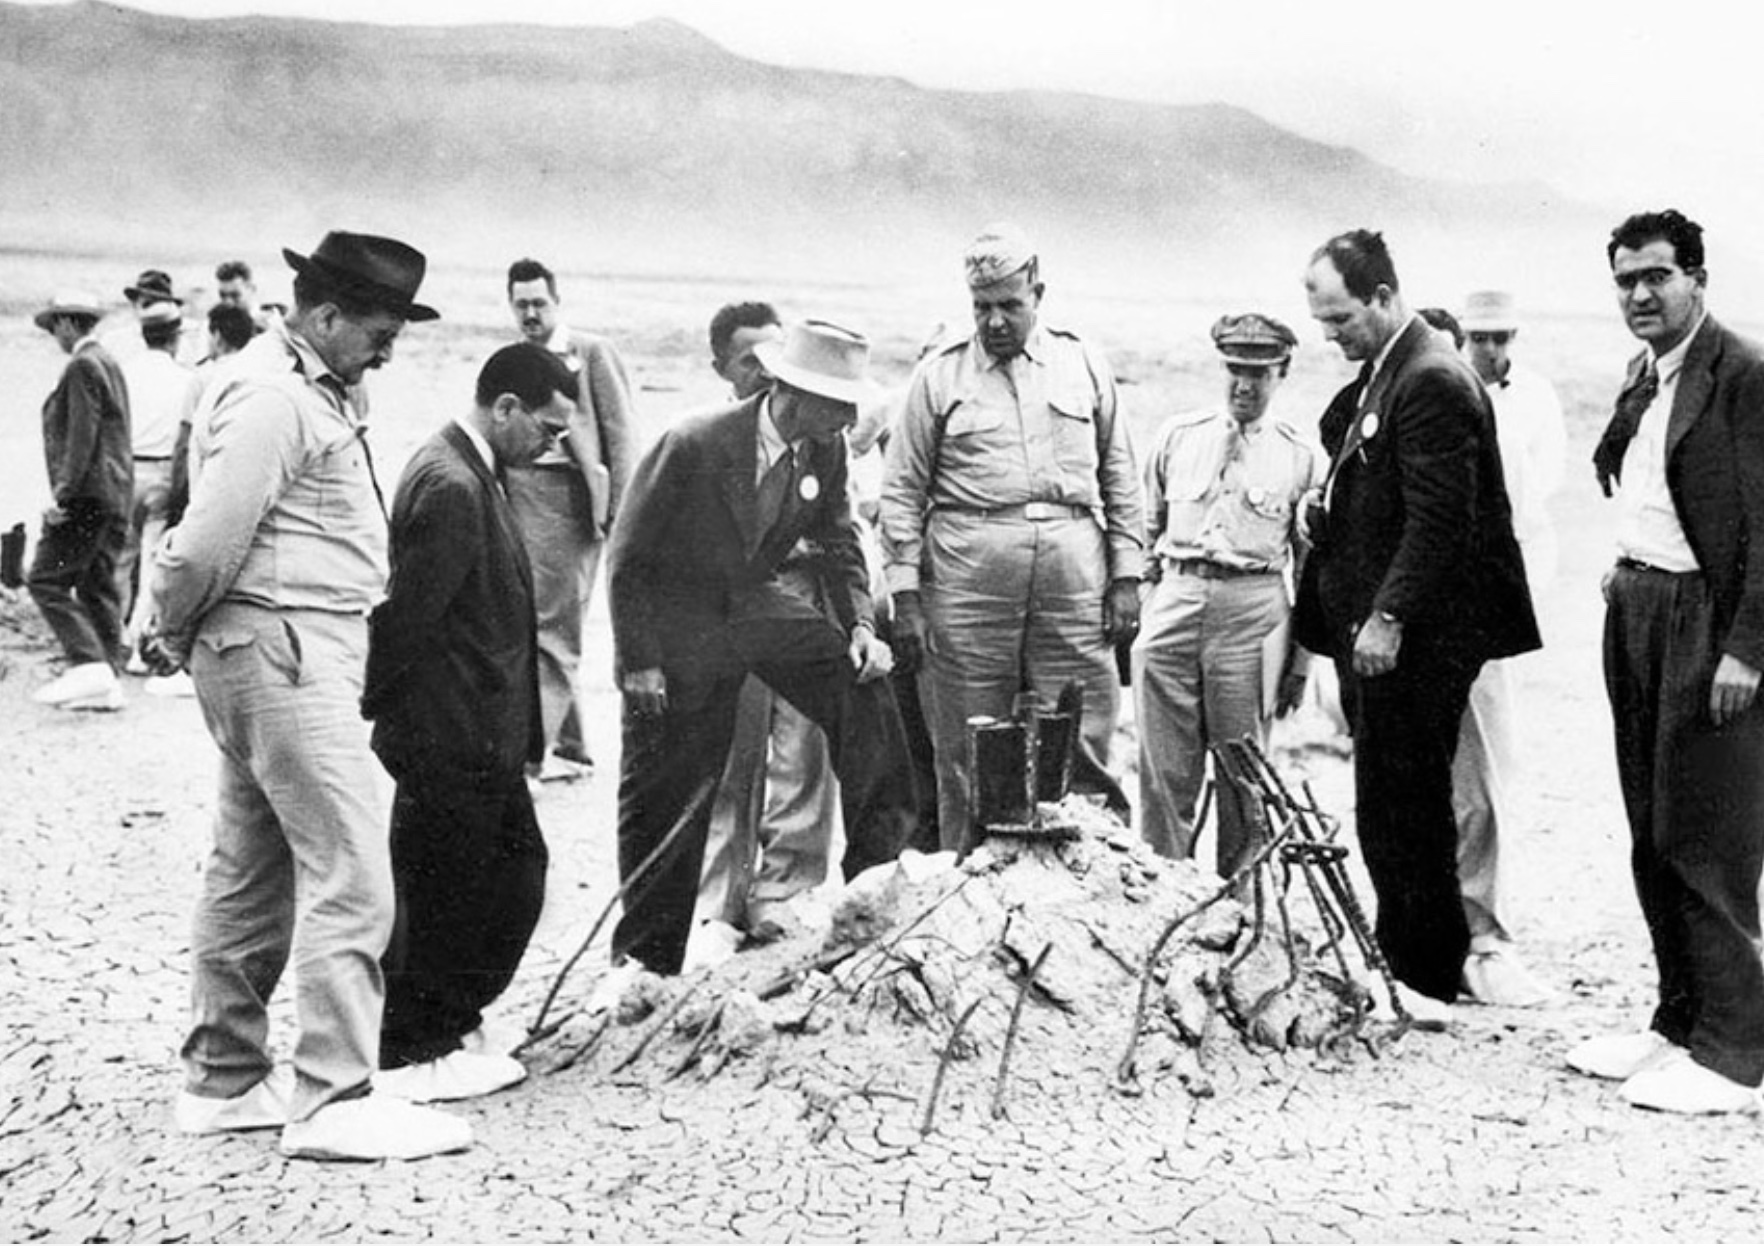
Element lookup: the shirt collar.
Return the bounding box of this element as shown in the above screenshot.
[1369,314,1418,382]
[543,322,574,356]
[1652,311,1708,384]
[453,416,496,475]
[72,333,101,355]
[280,321,350,405]
[757,392,791,464]
[976,322,1047,371]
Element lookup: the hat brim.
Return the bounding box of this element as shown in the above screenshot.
[282,249,440,323]
[35,305,103,331]
[123,288,184,305]
[1217,350,1290,368]
[752,340,879,406]
[1460,318,1518,333]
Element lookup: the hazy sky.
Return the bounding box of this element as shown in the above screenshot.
[26,0,1764,236]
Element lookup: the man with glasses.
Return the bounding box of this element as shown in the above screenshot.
[1570,210,1764,1114]
[1448,291,1567,1008]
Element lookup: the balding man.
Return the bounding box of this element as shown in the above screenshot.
[881,224,1145,853]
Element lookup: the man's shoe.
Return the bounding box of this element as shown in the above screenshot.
[32,662,123,711]
[586,958,648,1014]
[1566,1029,1682,1081]
[1620,1050,1761,1114]
[682,919,743,972]
[375,1051,526,1104]
[460,1017,528,1058]
[174,1066,295,1135]
[1390,982,1454,1030]
[145,671,197,698]
[279,1095,473,1161]
[1461,943,1556,1008]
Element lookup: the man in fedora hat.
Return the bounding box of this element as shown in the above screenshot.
[1134,313,1318,877]
[606,318,919,977]
[145,230,472,1160]
[103,268,186,364]
[26,291,132,712]
[1449,288,1566,1008]
[503,257,637,783]
[880,222,1146,854]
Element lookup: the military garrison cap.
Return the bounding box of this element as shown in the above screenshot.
[964,222,1037,288]
[1211,313,1297,366]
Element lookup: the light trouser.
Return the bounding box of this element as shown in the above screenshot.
[1133,568,1287,876]
[182,604,394,1122]
[503,466,601,764]
[922,509,1119,853]
[117,457,173,637]
[697,673,839,928]
[1452,658,1518,943]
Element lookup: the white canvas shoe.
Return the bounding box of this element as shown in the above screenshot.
[374,1050,526,1104]
[1462,944,1557,1008]
[1621,1050,1761,1115]
[279,1095,473,1161]
[174,1066,295,1135]
[1566,1029,1682,1081]
[32,662,123,711]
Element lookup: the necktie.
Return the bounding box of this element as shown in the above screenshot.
[1593,361,1659,497]
[753,445,796,550]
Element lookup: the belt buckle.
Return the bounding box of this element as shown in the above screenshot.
[1024,501,1064,521]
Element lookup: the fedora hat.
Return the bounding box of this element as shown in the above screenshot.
[123,269,182,306]
[1460,290,1519,333]
[34,290,105,332]
[752,319,877,406]
[282,231,439,322]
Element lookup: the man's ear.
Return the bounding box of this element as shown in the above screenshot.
[491,392,522,425]
[1689,267,1710,289]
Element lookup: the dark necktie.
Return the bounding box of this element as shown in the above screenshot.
[1593,361,1659,497]
[754,445,797,550]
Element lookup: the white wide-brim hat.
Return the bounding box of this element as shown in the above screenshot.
[1461,290,1519,333]
[753,319,879,406]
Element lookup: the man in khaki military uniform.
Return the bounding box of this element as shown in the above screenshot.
[1134,314,1316,875]
[881,223,1145,852]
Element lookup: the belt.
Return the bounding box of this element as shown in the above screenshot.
[1616,556,1698,576]
[134,455,172,462]
[936,501,1093,521]
[1166,557,1277,580]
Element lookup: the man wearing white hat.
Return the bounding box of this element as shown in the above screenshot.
[881,223,1146,853]
[1451,289,1566,1008]
[27,292,133,711]
[116,301,193,672]
[607,319,918,977]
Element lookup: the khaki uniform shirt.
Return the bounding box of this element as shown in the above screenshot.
[880,323,1145,593]
[1146,410,1317,573]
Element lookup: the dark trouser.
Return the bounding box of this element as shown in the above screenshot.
[380,765,549,1068]
[1337,642,1480,1002]
[27,501,127,668]
[1604,564,1764,1086]
[614,612,919,976]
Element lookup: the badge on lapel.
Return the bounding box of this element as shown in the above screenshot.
[799,474,820,502]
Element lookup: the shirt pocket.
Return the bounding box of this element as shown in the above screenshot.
[1047,386,1098,481]
[1158,473,1212,546]
[1225,479,1294,563]
[938,395,1013,489]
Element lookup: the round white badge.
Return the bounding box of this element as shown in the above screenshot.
[1247,487,1267,507]
[798,474,820,502]
[1360,412,1380,441]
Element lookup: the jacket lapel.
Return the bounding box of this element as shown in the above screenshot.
[718,396,764,555]
[1665,317,1721,463]
[441,423,535,596]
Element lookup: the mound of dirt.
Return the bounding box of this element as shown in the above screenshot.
[535,797,1375,1131]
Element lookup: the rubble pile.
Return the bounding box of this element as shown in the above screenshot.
[533,795,1375,1127]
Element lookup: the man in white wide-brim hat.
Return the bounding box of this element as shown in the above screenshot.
[1449,288,1566,1009]
[605,319,920,979]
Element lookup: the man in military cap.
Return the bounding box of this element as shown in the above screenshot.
[881,223,1145,853]
[1134,314,1317,876]
[147,231,472,1160]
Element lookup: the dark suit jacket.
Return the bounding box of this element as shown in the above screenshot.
[1593,315,1764,669]
[43,339,132,514]
[606,394,872,704]
[363,422,543,777]
[1295,317,1540,665]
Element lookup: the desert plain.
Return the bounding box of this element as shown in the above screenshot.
[3,245,1762,1242]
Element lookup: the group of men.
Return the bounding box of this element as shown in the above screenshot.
[16,205,1764,1170]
